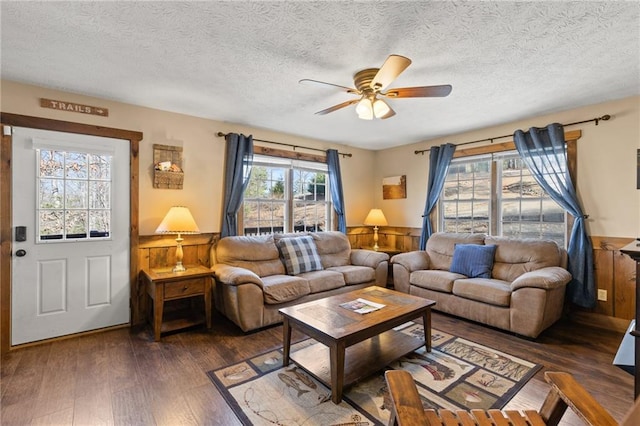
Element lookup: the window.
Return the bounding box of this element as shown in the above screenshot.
[37,149,112,241]
[242,155,331,235]
[440,151,566,246]
[441,156,491,234]
[498,152,565,243]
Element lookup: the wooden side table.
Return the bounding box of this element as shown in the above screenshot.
[141,264,213,341]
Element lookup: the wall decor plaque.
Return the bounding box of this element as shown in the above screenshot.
[40,98,109,117]
[383,175,406,199]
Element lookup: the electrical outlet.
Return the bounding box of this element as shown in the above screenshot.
[597,289,607,301]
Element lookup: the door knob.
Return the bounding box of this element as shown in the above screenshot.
[15,249,26,257]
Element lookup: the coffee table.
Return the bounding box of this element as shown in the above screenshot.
[279,286,436,403]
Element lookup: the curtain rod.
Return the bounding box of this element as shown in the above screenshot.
[216,132,352,158]
[414,114,611,155]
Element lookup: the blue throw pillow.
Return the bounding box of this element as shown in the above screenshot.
[449,244,497,278]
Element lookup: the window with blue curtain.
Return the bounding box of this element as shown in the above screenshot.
[242,154,332,235]
[439,150,568,246]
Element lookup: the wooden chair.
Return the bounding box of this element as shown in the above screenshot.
[384,370,640,426]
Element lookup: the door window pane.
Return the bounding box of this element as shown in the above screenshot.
[65,180,87,209]
[39,178,64,208]
[65,210,87,238]
[64,152,88,179]
[89,154,111,180]
[89,211,110,237]
[39,150,64,177]
[37,149,112,241]
[89,181,111,209]
[39,211,63,240]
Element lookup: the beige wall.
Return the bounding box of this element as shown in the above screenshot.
[3,79,637,238]
[374,95,640,238]
[0,80,375,235]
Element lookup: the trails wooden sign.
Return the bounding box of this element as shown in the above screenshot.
[40,98,109,117]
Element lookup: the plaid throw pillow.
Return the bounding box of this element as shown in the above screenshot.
[277,236,323,275]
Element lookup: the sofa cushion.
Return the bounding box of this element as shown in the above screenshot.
[450,244,497,278]
[298,270,345,293]
[327,265,375,285]
[215,234,285,277]
[261,275,310,304]
[277,236,323,275]
[410,270,465,293]
[313,231,352,267]
[486,236,563,282]
[452,278,512,307]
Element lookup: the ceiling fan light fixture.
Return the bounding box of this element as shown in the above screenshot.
[300,54,452,119]
[356,97,373,120]
[373,98,392,119]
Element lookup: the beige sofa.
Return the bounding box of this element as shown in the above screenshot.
[211,231,389,332]
[391,232,571,338]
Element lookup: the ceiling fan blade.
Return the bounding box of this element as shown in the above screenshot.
[315,99,359,115]
[383,85,452,98]
[299,78,358,94]
[371,54,412,91]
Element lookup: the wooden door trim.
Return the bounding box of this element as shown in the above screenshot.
[0,113,143,354]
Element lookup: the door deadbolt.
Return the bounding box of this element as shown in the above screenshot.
[15,226,27,242]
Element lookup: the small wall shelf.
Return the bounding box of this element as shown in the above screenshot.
[153,144,184,189]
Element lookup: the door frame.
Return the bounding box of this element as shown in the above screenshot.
[0,113,143,354]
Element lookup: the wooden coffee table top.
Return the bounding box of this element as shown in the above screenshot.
[279,286,435,340]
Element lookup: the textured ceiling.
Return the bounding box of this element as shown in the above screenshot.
[1,1,639,150]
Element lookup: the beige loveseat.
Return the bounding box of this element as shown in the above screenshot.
[391,232,572,338]
[211,231,389,332]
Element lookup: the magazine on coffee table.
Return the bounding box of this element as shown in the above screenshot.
[339,298,385,314]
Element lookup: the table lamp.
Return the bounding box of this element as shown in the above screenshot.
[364,208,388,251]
[156,206,200,272]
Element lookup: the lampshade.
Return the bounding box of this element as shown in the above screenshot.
[156,206,200,272]
[373,98,392,119]
[356,97,373,120]
[364,208,388,226]
[156,206,200,234]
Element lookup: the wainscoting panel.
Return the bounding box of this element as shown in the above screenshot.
[132,230,635,329]
[592,236,636,321]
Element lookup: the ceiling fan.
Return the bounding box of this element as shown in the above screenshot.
[299,54,452,120]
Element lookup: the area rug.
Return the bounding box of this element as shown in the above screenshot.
[207,323,541,425]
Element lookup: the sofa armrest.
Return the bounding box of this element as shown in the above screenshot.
[211,264,264,287]
[511,266,571,291]
[390,251,431,273]
[350,249,389,268]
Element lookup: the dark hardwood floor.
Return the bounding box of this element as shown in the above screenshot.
[1,310,634,425]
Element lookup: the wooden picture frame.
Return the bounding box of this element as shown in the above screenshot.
[383,175,406,199]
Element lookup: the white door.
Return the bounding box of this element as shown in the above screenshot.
[11,127,130,345]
